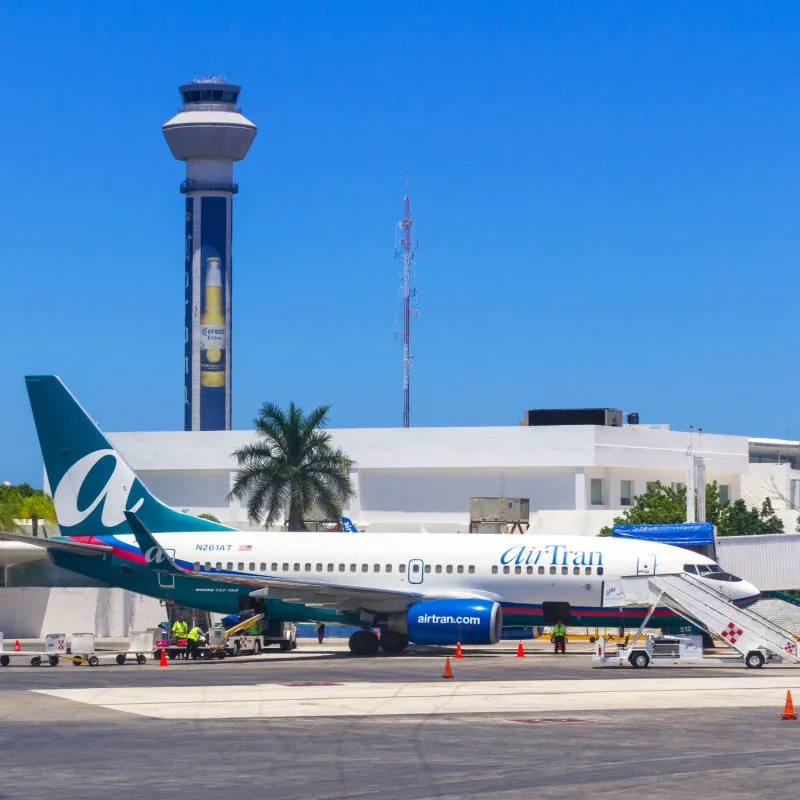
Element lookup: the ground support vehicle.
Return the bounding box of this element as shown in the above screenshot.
[592,573,800,669]
[66,631,154,666]
[221,614,298,655]
[0,632,67,667]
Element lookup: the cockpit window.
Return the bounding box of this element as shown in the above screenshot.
[687,563,742,582]
[684,564,698,574]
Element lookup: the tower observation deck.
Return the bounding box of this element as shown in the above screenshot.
[163,78,257,431]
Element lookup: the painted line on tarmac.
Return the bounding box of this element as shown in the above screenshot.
[33,675,800,720]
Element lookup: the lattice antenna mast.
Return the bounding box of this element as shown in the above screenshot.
[396,186,418,427]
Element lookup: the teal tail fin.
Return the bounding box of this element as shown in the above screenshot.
[26,375,236,536]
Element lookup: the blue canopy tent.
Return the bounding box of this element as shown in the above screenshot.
[612,522,715,558]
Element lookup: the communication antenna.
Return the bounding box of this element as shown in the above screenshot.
[395,185,418,427]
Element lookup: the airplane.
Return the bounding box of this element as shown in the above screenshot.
[0,375,761,656]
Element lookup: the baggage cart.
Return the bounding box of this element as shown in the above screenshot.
[0,632,67,667]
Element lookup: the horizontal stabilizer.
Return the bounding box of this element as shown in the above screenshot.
[0,531,112,556]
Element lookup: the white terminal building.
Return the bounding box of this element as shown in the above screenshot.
[105,407,800,537]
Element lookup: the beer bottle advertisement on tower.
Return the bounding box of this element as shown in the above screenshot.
[199,195,228,429]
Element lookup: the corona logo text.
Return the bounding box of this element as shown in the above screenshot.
[53,449,144,529]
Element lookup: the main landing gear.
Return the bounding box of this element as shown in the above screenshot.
[347,629,410,655]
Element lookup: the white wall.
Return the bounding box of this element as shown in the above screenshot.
[0,588,164,638]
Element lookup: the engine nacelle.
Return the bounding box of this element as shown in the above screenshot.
[404,599,503,645]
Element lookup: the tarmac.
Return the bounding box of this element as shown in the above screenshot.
[1,638,799,799]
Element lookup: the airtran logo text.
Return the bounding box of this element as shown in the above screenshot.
[417,614,482,625]
[500,544,603,567]
[53,450,143,529]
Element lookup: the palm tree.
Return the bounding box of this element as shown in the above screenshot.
[16,495,57,537]
[229,401,355,531]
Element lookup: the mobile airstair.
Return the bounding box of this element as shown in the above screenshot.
[594,573,800,669]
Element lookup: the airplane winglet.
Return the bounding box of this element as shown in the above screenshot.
[125,511,188,575]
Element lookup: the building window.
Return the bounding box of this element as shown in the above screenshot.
[590,478,604,505]
[792,480,800,509]
[671,482,686,493]
[620,480,633,506]
[719,484,730,506]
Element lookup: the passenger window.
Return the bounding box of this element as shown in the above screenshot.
[435,565,442,574]
[270,562,277,571]
[503,566,510,574]
[446,565,453,574]
[526,566,533,575]
[282,562,289,571]
[327,564,334,572]
[215,562,222,570]
[538,566,545,575]
[386,564,393,573]
[597,567,604,576]
[316,563,323,571]
[204,561,211,569]
[305,563,312,572]
[573,567,580,575]
[468,565,475,574]
[491,566,498,574]
[424,564,431,574]
[515,566,521,575]
[350,564,357,572]
[561,566,568,575]
[338,564,345,572]
[373,564,380,572]
[249,562,255,571]
[226,562,233,570]
[361,564,368,573]
[399,564,406,573]
[457,565,464,574]
[412,564,420,573]
[585,567,592,575]
[294,563,300,571]
[549,566,556,575]
[237,562,244,571]
[194,562,200,571]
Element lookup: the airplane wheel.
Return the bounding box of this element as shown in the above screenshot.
[745,651,765,669]
[349,630,380,656]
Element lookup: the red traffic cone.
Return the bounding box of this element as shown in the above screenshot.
[516,641,525,658]
[782,690,797,720]
[442,656,454,679]
[13,639,20,652]
[159,649,168,667]
[454,641,463,659]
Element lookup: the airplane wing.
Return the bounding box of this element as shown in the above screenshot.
[0,531,113,556]
[124,512,435,614]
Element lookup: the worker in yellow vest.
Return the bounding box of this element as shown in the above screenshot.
[185,625,202,659]
[553,621,567,654]
[171,618,188,642]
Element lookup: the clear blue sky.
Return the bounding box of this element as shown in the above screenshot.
[3,1,800,486]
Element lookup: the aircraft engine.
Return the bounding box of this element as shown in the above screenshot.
[403,599,503,645]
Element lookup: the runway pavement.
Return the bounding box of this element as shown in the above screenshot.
[1,640,799,799]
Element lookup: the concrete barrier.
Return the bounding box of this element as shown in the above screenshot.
[0,588,164,638]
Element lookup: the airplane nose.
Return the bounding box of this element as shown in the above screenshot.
[734,579,761,604]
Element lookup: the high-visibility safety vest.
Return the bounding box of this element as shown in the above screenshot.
[187,627,202,642]
[172,621,187,638]
[553,624,567,637]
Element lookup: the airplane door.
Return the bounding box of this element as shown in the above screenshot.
[408,559,424,585]
[157,549,177,589]
[636,554,657,576]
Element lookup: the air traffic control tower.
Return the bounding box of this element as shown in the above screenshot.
[163,79,257,431]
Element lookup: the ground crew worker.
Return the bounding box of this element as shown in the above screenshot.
[316,622,326,643]
[172,617,188,641]
[185,625,202,659]
[553,620,567,654]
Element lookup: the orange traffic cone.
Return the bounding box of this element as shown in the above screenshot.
[442,656,454,679]
[13,640,20,652]
[516,641,525,658]
[454,642,463,659]
[159,649,168,668]
[782,690,797,720]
